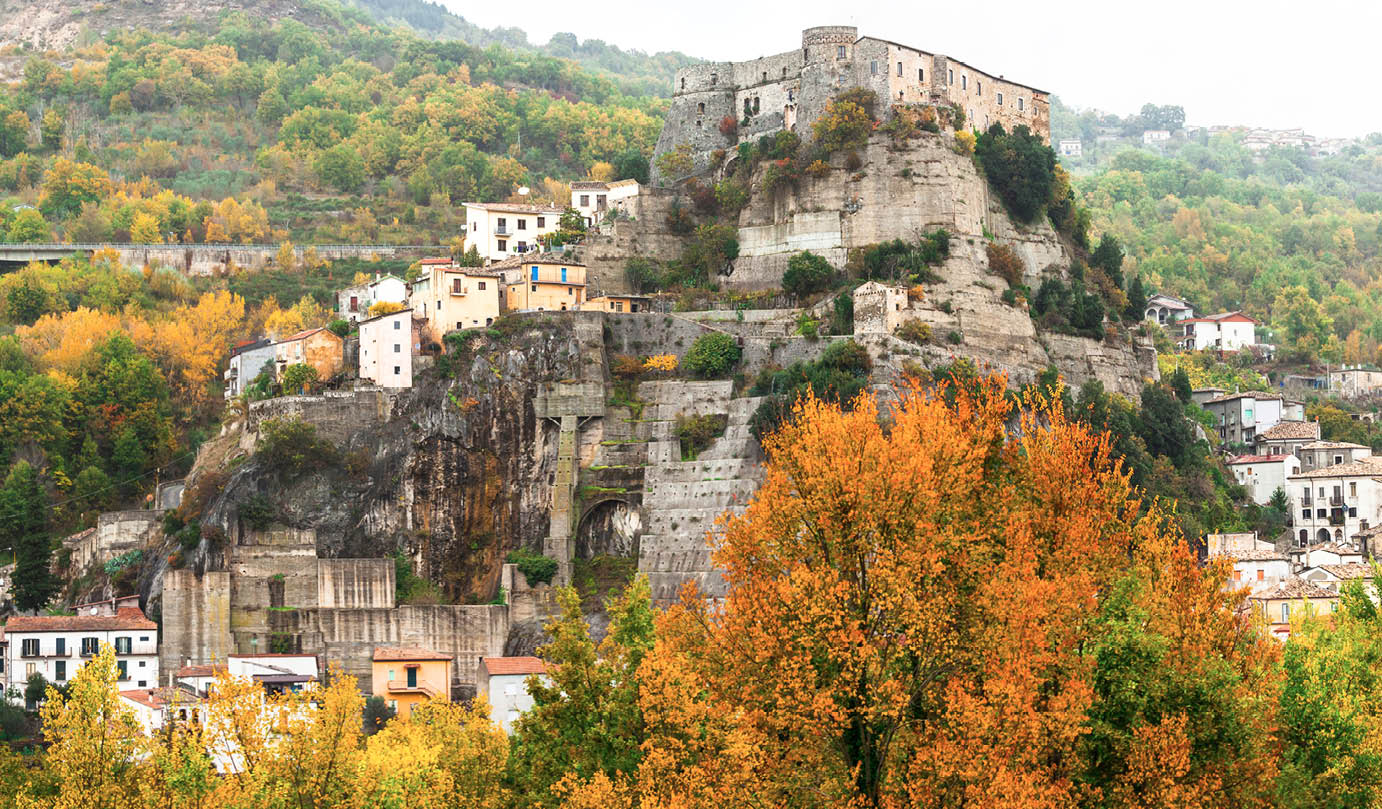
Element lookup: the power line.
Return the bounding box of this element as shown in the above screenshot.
[0,448,199,522]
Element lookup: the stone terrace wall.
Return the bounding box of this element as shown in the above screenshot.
[160,569,232,676]
[245,390,390,448]
[317,559,395,609]
[579,188,688,295]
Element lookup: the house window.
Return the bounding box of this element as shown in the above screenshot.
[837,45,846,59]
[580,195,589,206]
[531,266,539,281]
[497,217,507,230]
[1018,97,1024,111]
[1257,569,1264,581]
[697,102,705,115]
[393,320,400,330]
[977,81,982,96]
[516,241,527,252]
[537,216,545,227]
[453,278,463,293]
[561,268,567,283]
[597,194,607,207]
[1351,482,1357,497]
[55,638,65,655]
[517,219,527,230]
[393,344,400,353]
[870,61,878,75]
[478,281,486,290]
[710,73,717,86]
[115,637,131,655]
[81,637,98,656]
[55,661,66,681]
[497,239,507,251]
[1335,455,1343,465]
[21,639,38,657]
[531,285,537,293]
[456,322,462,330]
[896,61,902,77]
[117,661,128,680]
[393,366,400,375]
[1281,603,1290,623]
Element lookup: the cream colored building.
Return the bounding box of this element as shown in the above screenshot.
[1289,457,1382,547]
[358,307,416,388]
[1249,578,1339,641]
[494,254,588,312]
[461,203,563,263]
[372,647,452,719]
[409,260,503,343]
[571,179,641,227]
[581,294,652,314]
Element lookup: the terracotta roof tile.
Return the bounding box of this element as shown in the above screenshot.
[1290,458,1382,479]
[1314,563,1375,579]
[5,606,157,633]
[1227,455,1281,465]
[463,201,563,214]
[481,656,547,676]
[1214,549,1288,561]
[177,664,226,678]
[1258,421,1321,441]
[1252,578,1339,600]
[1300,440,1370,450]
[373,646,452,662]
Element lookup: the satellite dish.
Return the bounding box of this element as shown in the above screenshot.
[517,186,530,196]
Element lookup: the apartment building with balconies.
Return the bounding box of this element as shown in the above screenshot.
[1288,457,1382,547]
[461,202,563,263]
[2,604,159,706]
[372,646,452,719]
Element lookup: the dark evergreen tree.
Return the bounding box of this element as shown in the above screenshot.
[1,461,55,612]
[1091,234,1125,288]
[1169,366,1193,404]
[1125,275,1147,321]
[1136,383,1195,468]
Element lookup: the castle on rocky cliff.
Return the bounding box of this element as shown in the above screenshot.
[652,25,1050,183]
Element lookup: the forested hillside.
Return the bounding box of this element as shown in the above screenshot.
[1057,97,1382,365]
[0,0,664,244]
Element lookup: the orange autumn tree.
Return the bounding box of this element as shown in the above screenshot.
[588,376,1279,809]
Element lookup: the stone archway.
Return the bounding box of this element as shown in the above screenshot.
[575,498,642,561]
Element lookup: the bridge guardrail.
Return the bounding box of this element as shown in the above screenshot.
[0,243,445,251]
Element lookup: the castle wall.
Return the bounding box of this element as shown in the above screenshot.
[317,559,395,609]
[245,390,389,448]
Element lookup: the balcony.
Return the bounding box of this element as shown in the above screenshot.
[387,679,443,698]
[494,225,510,235]
[1330,495,1345,506]
[449,287,467,296]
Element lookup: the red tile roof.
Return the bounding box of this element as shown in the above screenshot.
[176,664,227,678]
[373,646,452,662]
[481,656,547,676]
[417,257,454,265]
[1227,455,1279,464]
[463,201,564,214]
[5,606,157,633]
[1258,421,1321,441]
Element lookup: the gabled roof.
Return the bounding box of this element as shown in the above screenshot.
[1295,541,1363,556]
[1206,391,1279,404]
[230,338,273,357]
[374,646,452,662]
[417,257,454,265]
[1213,548,1287,561]
[488,252,587,270]
[570,180,607,190]
[177,664,227,678]
[5,606,157,633]
[481,656,547,676]
[462,201,563,215]
[1257,421,1321,441]
[1300,440,1369,450]
[1180,311,1258,325]
[1252,578,1339,600]
[1226,455,1286,465]
[1290,458,1382,479]
[1310,563,1375,580]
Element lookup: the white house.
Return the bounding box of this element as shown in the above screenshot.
[1254,420,1320,457]
[1299,562,1376,598]
[1142,129,1172,144]
[3,605,159,707]
[1144,294,1194,324]
[120,687,206,735]
[1202,392,1283,446]
[1226,453,1300,505]
[1057,139,1082,157]
[1289,458,1382,547]
[476,656,547,734]
[570,179,641,227]
[1218,548,1292,594]
[224,338,276,399]
[1298,440,1372,472]
[461,203,563,263]
[1176,311,1258,351]
[336,275,408,323]
[358,307,415,389]
[1289,542,1365,570]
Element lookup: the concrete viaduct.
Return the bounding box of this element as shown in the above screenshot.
[0,243,444,275]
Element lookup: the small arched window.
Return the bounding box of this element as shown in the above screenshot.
[697,102,705,115]
[681,77,685,90]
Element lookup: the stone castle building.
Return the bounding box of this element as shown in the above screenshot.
[652,25,1050,183]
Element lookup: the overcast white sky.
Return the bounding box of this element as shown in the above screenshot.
[442,0,1382,137]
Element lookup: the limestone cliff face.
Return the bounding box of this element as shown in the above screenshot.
[727,131,1156,397]
[171,318,586,611]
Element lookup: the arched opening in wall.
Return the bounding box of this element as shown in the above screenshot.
[697,102,705,115]
[681,77,685,90]
[575,498,641,561]
[1317,528,1331,543]
[1299,529,1308,545]
[1335,528,1344,542]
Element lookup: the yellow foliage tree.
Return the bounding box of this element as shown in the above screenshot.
[276,240,296,272]
[129,211,163,244]
[36,644,146,809]
[264,294,330,337]
[16,306,125,372]
[367,300,405,318]
[586,161,615,182]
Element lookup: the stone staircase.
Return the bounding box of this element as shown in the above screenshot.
[635,381,765,602]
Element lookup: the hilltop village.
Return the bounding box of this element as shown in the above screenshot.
[2,17,1382,803]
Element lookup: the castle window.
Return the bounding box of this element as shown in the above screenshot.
[697,102,705,114]
[961,74,967,90]
[762,71,767,82]
[744,98,752,116]
[977,81,982,96]
[870,60,878,75]
[837,45,846,59]
[710,73,717,86]
[896,61,902,77]
[918,68,924,82]
[753,97,759,114]
[782,67,787,78]
[948,68,954,85]
[997,92,1004,106]
[681,77,685,90]
[696,120,701,127]
[1018,97,1024,111]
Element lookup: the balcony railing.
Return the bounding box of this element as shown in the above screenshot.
[387,679,443,698]
[1330,495,1345,506]
[494,225,510,235]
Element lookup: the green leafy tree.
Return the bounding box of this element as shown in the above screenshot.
[0,110,28,157]
[1272,285,1333,358]
[974,123,1056,224]
[506,576,655,807]
[6,209,50,243]
[1090,234,1124,288]
[614,149,650,185]
[313,143,366,193]
[112,425,147,483]
[782,251,835,296]
[1,461,55,610]
[1136,383,1195,468]
[683,332,741,378]
[280,362,319,393]
[40,108,63,151]
[1169,365,1193,404]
